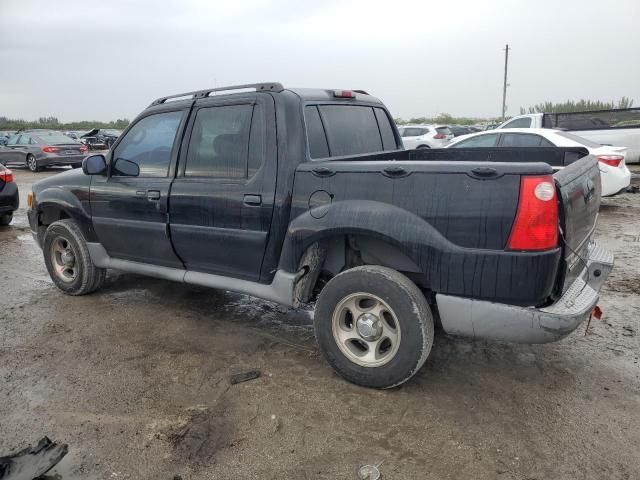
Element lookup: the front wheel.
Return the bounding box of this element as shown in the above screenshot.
[314,265,434,389]
[26,154,40,172]
[43,219,106,295]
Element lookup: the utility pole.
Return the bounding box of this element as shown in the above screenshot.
[501,44,510,121]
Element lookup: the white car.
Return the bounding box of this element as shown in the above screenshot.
[398,124,454,149]
[446,128,631,197]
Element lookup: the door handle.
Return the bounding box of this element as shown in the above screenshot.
[243,194,262,206]
[146,190,161,201]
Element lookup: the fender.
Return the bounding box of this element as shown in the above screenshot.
[279,199,562,305]
[32,170,97,242]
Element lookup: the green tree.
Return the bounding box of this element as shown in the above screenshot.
[520,97,634,114]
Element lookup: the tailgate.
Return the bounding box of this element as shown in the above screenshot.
[553,154,601,294]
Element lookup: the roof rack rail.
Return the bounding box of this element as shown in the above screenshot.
[149,82,284,106]
[352,89,369,95]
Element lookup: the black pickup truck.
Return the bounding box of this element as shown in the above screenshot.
[27,83,613,388]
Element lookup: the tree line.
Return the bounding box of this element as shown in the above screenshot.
[0,116,130,132]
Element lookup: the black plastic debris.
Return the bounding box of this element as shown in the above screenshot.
[0,437,68,480]
[229,369,261,385]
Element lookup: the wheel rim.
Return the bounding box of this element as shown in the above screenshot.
[27,156,37,171]
[331,292,401,367]
[49,237,78,283]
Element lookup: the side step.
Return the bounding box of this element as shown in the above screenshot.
[86,243,296,307]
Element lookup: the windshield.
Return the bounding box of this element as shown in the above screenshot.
[555,131,602,148]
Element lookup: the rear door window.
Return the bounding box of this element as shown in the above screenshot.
[436,127,452,136]
[401,127,428,137]
[17,135,31,145]
[185,104,255,179]
[451,134,500,148]
[500,133,554,147]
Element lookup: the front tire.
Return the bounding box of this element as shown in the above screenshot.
[314,265,434,389]
[417,145,430,149]
[26,154,40,172]
[43,219,106,295]
[0,213,13,226]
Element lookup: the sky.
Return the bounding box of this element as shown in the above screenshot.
[0,0,639,122]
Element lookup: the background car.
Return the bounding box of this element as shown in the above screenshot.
[0,164,18,225]
[397,124,454,149]
[0,131,15,146]
[448,125,474,137]
[0,131,88,172]
[80,128,121,150]
[446,128,631,196]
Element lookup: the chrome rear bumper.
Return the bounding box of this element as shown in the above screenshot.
[436,242,614,343]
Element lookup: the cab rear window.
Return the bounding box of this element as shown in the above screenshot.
[305,104,398,159]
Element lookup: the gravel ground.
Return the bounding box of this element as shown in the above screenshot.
[1,166,639,480]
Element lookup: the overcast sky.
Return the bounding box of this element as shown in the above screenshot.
[1,0,638,122]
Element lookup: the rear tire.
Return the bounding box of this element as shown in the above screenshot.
[314,265,434,389]
[43,219,106,295]
[0,213,12,226]
[26,154,40,172]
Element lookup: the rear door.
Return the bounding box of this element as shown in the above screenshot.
[90,108,188,267]
[169,93,277,281]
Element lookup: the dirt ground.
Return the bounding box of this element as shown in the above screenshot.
[1,166,639,480]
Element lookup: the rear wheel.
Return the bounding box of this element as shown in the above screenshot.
[26,154,40,172]
[0,213,12,226]
[314,265,434,389]
[43,219,106,295]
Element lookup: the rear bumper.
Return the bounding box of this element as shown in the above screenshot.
[436,241,613,343]
[40,154,85,166]
[0,182,19,212]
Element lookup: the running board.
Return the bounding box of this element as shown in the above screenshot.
[86,243,296,306]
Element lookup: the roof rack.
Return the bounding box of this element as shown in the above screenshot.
[150,82,284,106]
[352,89,369,95]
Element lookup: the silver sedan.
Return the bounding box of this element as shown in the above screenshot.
[0,131,88,172]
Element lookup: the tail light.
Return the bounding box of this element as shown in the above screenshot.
[0,168,13,183]
[507,175,558,251]
[433,133,446,139]
[80,145,88,153]
[597,155,623,167]
[42,146,60,153]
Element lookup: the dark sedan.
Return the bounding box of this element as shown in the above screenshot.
[0,131,88,172]
[0,165,18,225]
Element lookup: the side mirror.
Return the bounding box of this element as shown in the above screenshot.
[113,158,139,177]
[82,154,107,175]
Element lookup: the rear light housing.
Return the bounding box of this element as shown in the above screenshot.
[42,146,60,153]
[507,175,559,251]
[597,155,623,167]
[333,90,356,98]
[80,145,89,153]
[0,168,13,183]
[433,133,446,139]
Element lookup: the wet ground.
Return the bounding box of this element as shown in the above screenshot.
[1,166,639,479]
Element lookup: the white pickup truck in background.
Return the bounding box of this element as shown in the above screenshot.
[498,108,640,163]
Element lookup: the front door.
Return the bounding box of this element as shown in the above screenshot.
[90,108,188,268]
[169,93,277,281]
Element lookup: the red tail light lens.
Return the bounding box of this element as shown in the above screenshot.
[42,146,60,153]
[597,155,623,167]
[333,90,355,98]
[0,168,13,183]
[507,175,558,251]
[433,133,446,139]
[80,145,88,153]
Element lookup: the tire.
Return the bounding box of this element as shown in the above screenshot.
[43,219,106,295]
[26,154,40,172]
[314,265,434,389]
[0,213,12,226]
[417,145,430,149]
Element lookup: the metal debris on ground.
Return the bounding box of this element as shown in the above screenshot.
[229,369,261,385]
[357,463,382,479]
[0,437,68,480]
